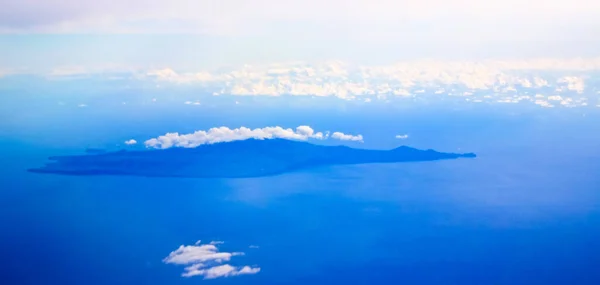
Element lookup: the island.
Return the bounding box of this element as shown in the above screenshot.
[28,139,476,178]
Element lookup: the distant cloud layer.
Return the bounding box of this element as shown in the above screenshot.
[2,58,600,109]
[164,241,259,279]
[139,59,600,108]
[144,126,362,149]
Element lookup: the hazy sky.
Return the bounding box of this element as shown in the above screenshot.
[1,0,599,70]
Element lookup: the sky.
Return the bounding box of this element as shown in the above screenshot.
[1,0,599,110]
[1,0,600,71]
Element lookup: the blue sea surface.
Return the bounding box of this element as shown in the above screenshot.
[1,105,600,284]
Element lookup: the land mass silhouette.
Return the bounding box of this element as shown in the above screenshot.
[29,139,476,178]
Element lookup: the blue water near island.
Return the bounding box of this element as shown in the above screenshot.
[1,102,600,285]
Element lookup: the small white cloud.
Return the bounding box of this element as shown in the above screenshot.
[535,100,554,108]
[184,264,260,279]
[164,241,259,280]
[393,89,411,96]
[395,134,409,139]
[249,245,260,249]
[124,139,137,145]
[548,95,563,101]
[77,104,87,108]
[209,241,224,245]
[147,68,178,79]
[163,244,241,265]
[557,76,585,93]
[330,132,363,142]
[533,77,549,87]
[296,125,326,140]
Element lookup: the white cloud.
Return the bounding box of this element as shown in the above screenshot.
[164,241,259,279]
[548,95,563,101]
[330,132,363,142]
[183,264,260,279]
[533,77,549,87]
[148,68,178,80]
[535,100,554,108]
[395,134,409,139]
[163,244,241,265]
[393,89,411,96]
[124,139,137,145]
[557,76,585,93]
[144,125,350,149]
[77,104,87,107]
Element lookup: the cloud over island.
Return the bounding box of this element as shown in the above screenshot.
[144,125,363,149]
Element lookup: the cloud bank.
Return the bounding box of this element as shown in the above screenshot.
[163,241,260,279]
[144,126,362,149]
[5,58,599,109]
[134,59,600,109]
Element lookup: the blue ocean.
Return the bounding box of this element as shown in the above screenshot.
[2,99,600,284]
